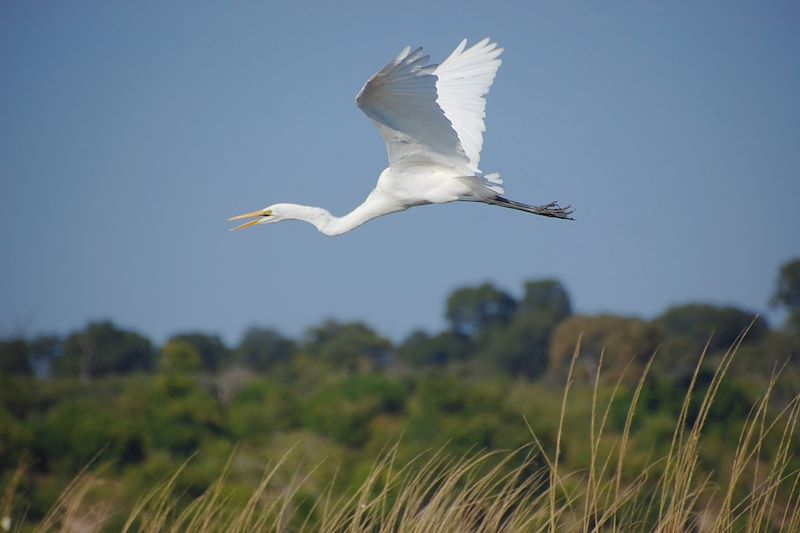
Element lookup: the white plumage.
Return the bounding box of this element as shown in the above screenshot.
[230,38,573,236]
[435,38,503,171]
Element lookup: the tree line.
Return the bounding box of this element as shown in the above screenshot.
[2,260,799,384]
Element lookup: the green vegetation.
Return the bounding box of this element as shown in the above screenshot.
[2,262,800,531]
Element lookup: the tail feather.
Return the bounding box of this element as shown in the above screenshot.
[455,172,505,200]
[483,172,504,194]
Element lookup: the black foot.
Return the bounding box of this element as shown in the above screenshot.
[535,201,575,220]
[486,196,576,221]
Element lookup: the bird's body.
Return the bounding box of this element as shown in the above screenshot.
[230,38,573,236]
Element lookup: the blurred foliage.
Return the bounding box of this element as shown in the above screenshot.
[168,332,230,372]
[481,312,552,378]
[0,338,33,376]
[655,303,767,352]
[303,375,407,447]
[303,320,391,374]
[484,279,572,378]
[771,259,800,335]
[549,314,661,382]
[772,259,800,310]
[160,339,204,375]
[2,261,799,527]
[653,304,769,381]
[228,379,299,439]
[395,330,472,368]
[52,321,155,380]
[789,310,800,335]
[520,279,572,320]
[445,282,517,337]
[27,334,61,377]
[236,326,295,372]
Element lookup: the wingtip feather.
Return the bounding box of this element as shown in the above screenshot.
[395,46,411,61]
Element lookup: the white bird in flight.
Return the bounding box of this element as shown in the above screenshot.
[230,38,574,236]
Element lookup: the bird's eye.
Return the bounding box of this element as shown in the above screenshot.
[264,209,272,216]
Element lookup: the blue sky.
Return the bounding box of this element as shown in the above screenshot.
[2,1,799,344]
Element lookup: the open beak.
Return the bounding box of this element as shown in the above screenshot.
[228,209,271,231]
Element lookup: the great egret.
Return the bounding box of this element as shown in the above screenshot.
[230,38,574,236]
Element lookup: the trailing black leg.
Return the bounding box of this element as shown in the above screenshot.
[485,196,575,220]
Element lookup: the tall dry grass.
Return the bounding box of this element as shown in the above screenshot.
[8,334,800,532]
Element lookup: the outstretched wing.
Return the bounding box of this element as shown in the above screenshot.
[356,46,469,172]
[435,38,503,172]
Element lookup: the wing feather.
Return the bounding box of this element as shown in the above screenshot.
[356,46,469,171]
[435,38,503,171]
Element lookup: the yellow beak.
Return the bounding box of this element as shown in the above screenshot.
[228,209,271,231]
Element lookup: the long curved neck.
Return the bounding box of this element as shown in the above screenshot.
[283,191,404,236]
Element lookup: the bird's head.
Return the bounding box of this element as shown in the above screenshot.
[228,204,285,231]
[229,203,336,234]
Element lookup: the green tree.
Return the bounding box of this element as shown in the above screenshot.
[160,340,203,375]
[549,315,661,382]
[772,259,800,309]
[304,321,391,374]
[229,380,300,439]
[236,326,295,372]
[52,322,155,380]
[0,407,30,470]
[483,279,572,378]
[0,338,33,376]
[445,283,517,337]
[34,399,145,472]
[654,304,768,353]
[148,342,225,454]
[169,332,230,372]
[303,375,406,447]
[146,383,224,455]
[520,279,572,320]
[771,259,800,333]
[482,312,552,379]
[395,330,472,368]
